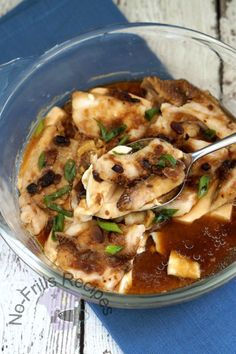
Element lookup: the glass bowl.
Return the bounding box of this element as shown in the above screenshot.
[1,23,236,308]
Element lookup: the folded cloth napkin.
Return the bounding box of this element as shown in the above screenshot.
[92,279,236,354]
[0,0,126,63]
[1,1,236,354]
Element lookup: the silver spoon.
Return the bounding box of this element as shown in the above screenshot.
[129,132,236,210]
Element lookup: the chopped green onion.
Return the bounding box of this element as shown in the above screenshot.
[96,120,127,143]
[52,213,65,241]
[153,208,178,223]
[198,175,210,198]
[44,185,71,203]
[64,159,76,183]
[38,151,46,170]
[34,119,44,137]
[129,141,146,152]
[105,245,123,255]
[163,154,177,166]
[203,129,216,140]
[112,147,130,155]
[97,219,123,233]
[145,107,160,121]
[156,158,166,168]
[105,124,127,142]
[157,154,176,168]
[118,135,129,145]
[96,120,107,141]
[46,203,73,217]
[112,151,127,155]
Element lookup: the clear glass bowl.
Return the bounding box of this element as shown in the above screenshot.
[1,23,236,308]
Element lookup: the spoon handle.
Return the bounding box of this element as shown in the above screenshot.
[191,132,236,163]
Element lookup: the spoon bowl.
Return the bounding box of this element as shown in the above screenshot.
[128,132,236,210]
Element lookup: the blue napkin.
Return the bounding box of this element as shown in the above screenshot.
[1,1,236,354]
[92,279,236,354]
[0,0,126,63]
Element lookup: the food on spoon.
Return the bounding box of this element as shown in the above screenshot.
[93,138,184,185]
[117,169,185,211]
[18,77,236,294]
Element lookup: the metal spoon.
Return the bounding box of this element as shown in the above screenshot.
[129,132,236,210]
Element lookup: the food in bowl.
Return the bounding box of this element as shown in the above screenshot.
[18,77,236,294]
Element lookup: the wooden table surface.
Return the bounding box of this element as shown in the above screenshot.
[0,0,236,353]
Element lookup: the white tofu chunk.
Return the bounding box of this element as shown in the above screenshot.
[109,145,132,155]
[150,231,165,255]
[167,250,200,279]
[118,270,133,294]
[208,204,233,222]
[176,180,217,224]
[168,188,197,217]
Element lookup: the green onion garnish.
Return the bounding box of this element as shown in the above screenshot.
[203,129,216,140]
[64,159,76,183]
[52,213,65,241]
[112,147,130,155]
[112,151,127,155]
[157,154,177,168]
[96,120,127,143]
[129,141,146,152]
[198,175,210,198]
[118,135,129,145]
[156,158,166,168]
[153,208,178,223]
[105,245,123,255]
[38,151,46,170]
[46,203,73,217]
[145,107,160,121]
[97,219,123,233]
[44,185,71,203]
[34,119,44,137]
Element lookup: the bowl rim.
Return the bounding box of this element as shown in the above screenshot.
[1,22,236,308]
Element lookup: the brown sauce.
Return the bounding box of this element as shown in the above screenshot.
[106,80,144,97]
[37,225,51,246]
[130,209,236,294]
[19,135,39,178]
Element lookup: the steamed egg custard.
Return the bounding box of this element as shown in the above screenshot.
[18,77,236,294]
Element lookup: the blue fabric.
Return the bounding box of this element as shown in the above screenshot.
[0,0,127,63]
[1,1,236,353]
[92,279,236,354]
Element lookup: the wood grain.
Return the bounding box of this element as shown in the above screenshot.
[84,306,121,354]
[0,1,236,353]
[114,0,221,97]
[0,238,81,354]
[220,0,236,113]
[115,0,217,36]
[0,0,21,16]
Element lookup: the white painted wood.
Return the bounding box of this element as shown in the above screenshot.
[0,0,21,16]
[220,0,236,115]
[114,0,220,97]
[0,1,236,354]
[0,237,82,354]
[84,304,123,354]
[115,0,217,36]
[220,0,236,48]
